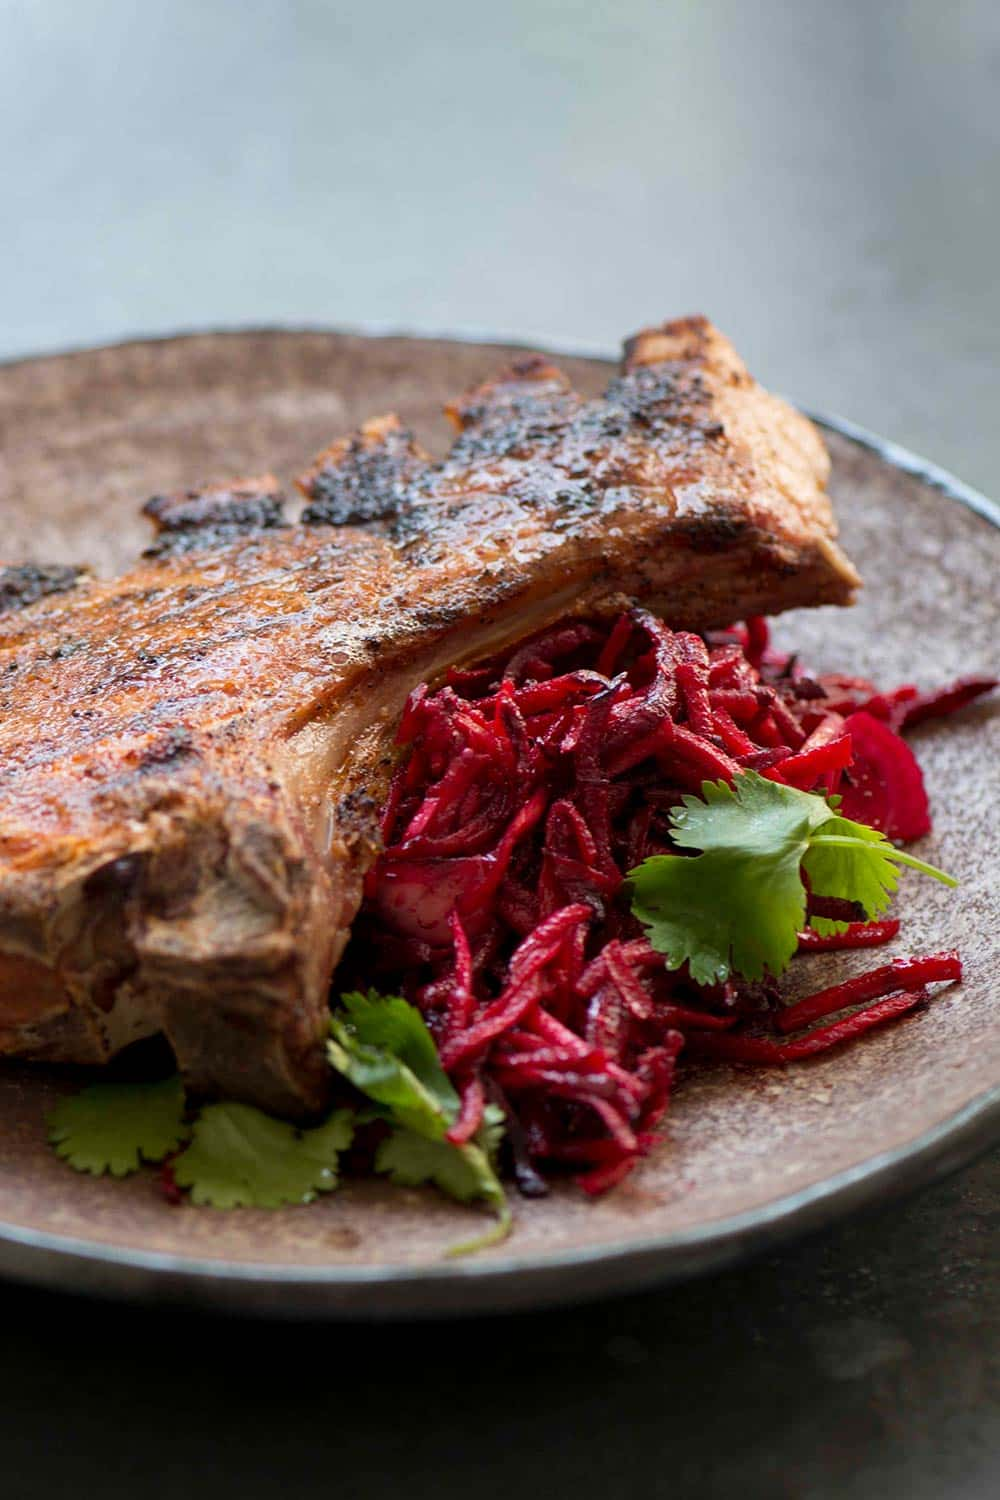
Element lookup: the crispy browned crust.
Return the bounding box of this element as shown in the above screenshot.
[0,317,858,1114]
[296,415,430,527]
[0,562,88,614]
[143,474,287,547]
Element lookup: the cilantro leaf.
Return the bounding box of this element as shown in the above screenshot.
[629,771,955,984]
[629,844,802,985]
[172,1104,354,1208]
[48,1075,188,1177]
[376,1103,506,1202]
[327,989,460,1137]
[475,1099,507,1163]
[668,770,832,852]
[630,774,819,984]
[329,991,511,1244]
[802,814,898,932]
[376,1105,511,1253]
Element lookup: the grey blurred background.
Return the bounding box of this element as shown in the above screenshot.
[2,0,998,490]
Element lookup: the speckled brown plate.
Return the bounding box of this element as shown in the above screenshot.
[0,330,997,1318]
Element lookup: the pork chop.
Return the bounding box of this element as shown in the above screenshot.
[0,317,858,1115]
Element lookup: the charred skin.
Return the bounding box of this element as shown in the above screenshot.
[0,317,858,1115]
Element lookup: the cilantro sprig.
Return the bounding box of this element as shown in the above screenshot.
[46,1077,356,1208]
[46,991,510,1253]
[628,771,955,985]
[328,990,510,1252]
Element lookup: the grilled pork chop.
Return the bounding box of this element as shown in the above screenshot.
[0,317,858,1115]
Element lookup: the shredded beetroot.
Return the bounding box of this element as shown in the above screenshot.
[812,673,997,731]
[685,987,932,1063]
[805,894,868,924]
[796,919,901,953]
[347,611,990,1193]
[897,676,998,728]
[158,1158,183,1206]
[776,950,962,1034]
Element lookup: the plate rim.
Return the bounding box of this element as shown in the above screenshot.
[0,328,997,1316]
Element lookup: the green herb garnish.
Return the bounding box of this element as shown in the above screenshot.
[327,989,461,1137]
[46,991,510,1252]
[328,989,510,1250]
[172,1104,355,1208]
[628,771,955,985]
[47,1074,188,1177]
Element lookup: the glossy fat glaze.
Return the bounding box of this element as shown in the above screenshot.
[0,317,857,1114]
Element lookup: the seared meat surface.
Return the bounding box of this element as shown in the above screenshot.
[0,317,858,1114]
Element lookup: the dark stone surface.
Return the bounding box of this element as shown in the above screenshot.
[1,1149,996,1500]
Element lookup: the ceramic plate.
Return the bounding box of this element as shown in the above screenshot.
[0,330,996,1317]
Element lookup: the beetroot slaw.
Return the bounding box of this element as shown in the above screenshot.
[346,612,994,1195]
